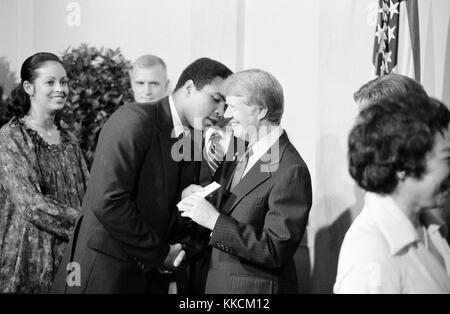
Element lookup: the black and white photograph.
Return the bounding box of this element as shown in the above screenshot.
[0,0,450,300]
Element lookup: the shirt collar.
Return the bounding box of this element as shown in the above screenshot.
[205,126,221,140]
[365,192,419,255]
[248,125,283,159]
[205,126,232,154]
[169,95,186,138]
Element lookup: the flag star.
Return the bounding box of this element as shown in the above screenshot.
[378,1,389,21]
[380,61,388,74]
[384,51,392,65]
[375,25,386,44]
[388,25,396,43]
[388,0,399,19]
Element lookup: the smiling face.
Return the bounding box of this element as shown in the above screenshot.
[184,77,226,131]
[224,95,261,142]
[131,64,168,103]
[403,128,450,212]
[24,61,69,115]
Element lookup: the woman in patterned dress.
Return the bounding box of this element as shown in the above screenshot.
[0,52,89,293]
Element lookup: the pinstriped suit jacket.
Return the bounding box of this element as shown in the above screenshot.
[205,131,312,294]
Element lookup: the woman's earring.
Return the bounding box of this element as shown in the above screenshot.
[397,170,406,180]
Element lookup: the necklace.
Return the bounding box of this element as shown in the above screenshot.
[24,115,57,137]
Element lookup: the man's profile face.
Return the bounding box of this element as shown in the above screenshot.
[185,77,226,131]
[131,64,168,103]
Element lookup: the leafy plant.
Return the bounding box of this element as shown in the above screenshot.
[60,44,133,167]
[0,56,17,127]
[0,85,6,127]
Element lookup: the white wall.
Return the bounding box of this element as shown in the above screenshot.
[0,0,34,94]
[420,0,450,104]
[0,0,243,89]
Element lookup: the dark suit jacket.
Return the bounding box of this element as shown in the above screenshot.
[205,131,312,294]
[52,97,190,293]
[179,135,244,294]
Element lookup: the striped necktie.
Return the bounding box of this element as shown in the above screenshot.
[205,130,224,175]
[229,147,253,191]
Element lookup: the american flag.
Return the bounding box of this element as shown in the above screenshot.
[373,0,421,80]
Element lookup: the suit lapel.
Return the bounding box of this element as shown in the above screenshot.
[222,159,271,215]
[214,136,243,208]
[221,132,289,215]
[155,97,180,209]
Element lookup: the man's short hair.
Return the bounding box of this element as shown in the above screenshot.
[174,57,232,92]
[131,54,167,72]
[354,73,427,108]
[223,69,284,125]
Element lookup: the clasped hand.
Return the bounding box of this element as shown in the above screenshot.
[158,243,186,273]
[178,184,220,230]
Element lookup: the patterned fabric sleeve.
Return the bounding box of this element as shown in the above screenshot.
[70,130,90,185]
[0,127,79,241]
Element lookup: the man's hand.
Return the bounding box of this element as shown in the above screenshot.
[159,243,186,273]
[178,195,220,230]
[181,184,204,200]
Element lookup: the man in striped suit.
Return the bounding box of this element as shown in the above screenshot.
[179,69,312,293]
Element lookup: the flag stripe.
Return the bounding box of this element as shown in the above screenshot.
[406,0,420,81]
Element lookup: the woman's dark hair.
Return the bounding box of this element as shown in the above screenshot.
[10,52,65,117]
[348,94,450,194]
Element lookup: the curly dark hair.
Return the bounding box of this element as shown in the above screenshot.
[348,94,450,194]
[10,52,65,117]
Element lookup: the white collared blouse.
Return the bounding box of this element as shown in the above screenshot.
[334,192,450,294]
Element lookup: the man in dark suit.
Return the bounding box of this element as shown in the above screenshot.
[51,58,232,293]
[179,69,312,294]
[179,116,244,294]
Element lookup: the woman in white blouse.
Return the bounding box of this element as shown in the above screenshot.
[334,94,450,293]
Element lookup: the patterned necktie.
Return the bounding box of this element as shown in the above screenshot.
[205,130,224,175]
[229,147,253,191]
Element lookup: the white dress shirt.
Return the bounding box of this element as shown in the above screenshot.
[242,126,283,177]
[169,95,187,138]
[334,192,450,294]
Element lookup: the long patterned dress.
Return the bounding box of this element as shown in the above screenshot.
[0,117,89,293]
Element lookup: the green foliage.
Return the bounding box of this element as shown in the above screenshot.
[0,86,7,127]
[0,56,17,127]
[60,44,133,167]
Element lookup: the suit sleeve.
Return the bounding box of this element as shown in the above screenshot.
[209,164,312,269]
[84,106,169,272]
